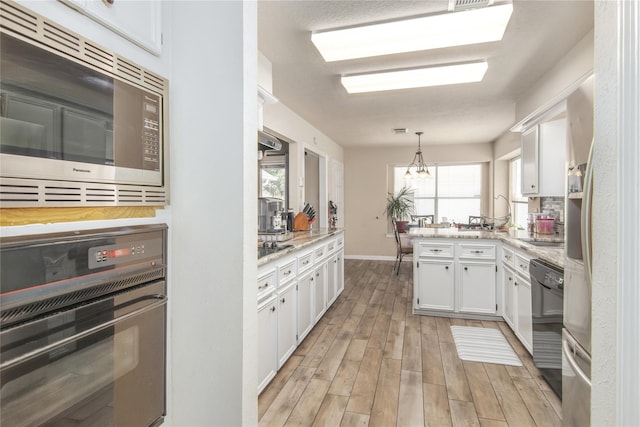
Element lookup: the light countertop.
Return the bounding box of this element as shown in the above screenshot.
[258,228,343,266]
[408,227,565,268]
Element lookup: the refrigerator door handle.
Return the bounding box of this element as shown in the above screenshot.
[581,139,595,292]
[563,338,592,387]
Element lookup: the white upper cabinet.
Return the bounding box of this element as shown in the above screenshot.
[521,126,539,195]
[521,117,567,197]
[59,0,162,55]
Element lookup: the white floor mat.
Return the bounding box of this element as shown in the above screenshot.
[450,326,522,366]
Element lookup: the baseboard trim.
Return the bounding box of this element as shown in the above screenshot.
[344,255,403,261]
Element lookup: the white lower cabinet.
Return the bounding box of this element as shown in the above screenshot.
[413,239,496,316]
[503,267,516,328]
[277,281,297,368]
[336,250,344,295]
[516,276,533,353]
[416,259,455,311]
[257,293,277,393]
[313,263,328,323]
[459,261,496,314]
[297,269,314,343]
[502,244,533,354]
[258,232,344,393]
[327,254,337,306]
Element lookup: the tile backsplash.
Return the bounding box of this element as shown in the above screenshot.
[540,196,564,221]
[540,196,565,235]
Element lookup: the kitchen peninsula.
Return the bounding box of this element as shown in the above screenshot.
[409,227,564,353]
[257,228,344,392]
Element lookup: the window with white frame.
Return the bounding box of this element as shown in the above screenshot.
[510,157,528,229]
[393,164,482,224]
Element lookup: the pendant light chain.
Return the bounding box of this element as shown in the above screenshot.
[405,131,431,178]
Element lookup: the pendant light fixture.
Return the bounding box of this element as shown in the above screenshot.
[405,132,431,178]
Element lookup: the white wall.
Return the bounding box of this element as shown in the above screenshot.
[592,1,640,424]
[169,2,257,426]
[344,143,493,258]
[515,29,594,126]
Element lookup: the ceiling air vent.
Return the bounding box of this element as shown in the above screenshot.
[448,0,494,11]
[393,128,408,134]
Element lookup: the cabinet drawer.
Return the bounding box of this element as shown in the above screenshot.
[458,243,496,260]
[257,270,276,295]
[417,242,454,258]
[502,246,515,268]
[298,251,314,273]
[515,254,531,278]
[336,235,344,248]
[278,259,297,283]
[315,244,328,260]
[327,239,337,253]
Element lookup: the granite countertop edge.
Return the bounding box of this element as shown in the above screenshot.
[408,228,565,268]
[258,228,344,267]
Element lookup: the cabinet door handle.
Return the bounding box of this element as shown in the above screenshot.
[445,266,449,270]
[464,266,468,271]
[270,306,276,312]
[508,277,513,281]
[334,260,337,264]
[283,270,291,276]
[281,298,286,304]
[531,184,536,188]
[471,250,484,254]
[258,283,269,290]
[515,281,518,286]
[311,277,314,281]
[303,260,309,265]
[316,272,320,277]
[430,249,442,253]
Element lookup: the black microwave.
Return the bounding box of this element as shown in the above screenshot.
[0,1,168,207]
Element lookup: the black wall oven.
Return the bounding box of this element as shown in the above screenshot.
[0,224,167,427]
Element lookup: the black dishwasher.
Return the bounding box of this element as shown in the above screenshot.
[529,258,564,398]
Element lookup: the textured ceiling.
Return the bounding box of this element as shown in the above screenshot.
[257,0,594,148]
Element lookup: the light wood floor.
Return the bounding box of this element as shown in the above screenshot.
[258,259,562,427]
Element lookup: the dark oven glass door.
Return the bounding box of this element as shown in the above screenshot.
[0,281,166,427]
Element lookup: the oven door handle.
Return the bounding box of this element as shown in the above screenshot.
[0,294,167,370]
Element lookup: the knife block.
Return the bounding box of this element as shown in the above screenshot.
[293,212,310,231]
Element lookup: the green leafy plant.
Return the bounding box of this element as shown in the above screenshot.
[384,186,415,221]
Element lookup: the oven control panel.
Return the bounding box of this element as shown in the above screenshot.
[88,237,162,269]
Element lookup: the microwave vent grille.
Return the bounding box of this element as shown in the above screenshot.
[0,1,37,36]
[0,0,167,95]
[0,178,167,207]
[42,21,81,53]
[84,41,114,71]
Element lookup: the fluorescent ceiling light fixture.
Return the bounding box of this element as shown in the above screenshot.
[311,3,513,62]
[341,61,488,94]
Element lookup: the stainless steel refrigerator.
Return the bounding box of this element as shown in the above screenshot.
[563,76,594,426]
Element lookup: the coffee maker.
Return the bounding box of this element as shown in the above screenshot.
[258,197,285,233]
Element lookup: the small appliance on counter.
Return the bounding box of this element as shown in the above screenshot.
[258,197,293,242]
[535,217,556,234]
[258,197,285,233]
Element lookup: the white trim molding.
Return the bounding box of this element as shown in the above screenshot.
[344,255,403,262]
[617,0,640,424]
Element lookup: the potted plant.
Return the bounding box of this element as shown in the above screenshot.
[384,186,414,233]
